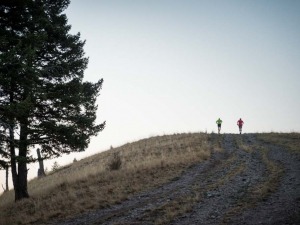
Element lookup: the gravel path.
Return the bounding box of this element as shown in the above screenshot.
[229,138,300,225]
[49,134,300,225]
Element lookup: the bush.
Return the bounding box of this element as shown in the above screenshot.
[108,152,122,171]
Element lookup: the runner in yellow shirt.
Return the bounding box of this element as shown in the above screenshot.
[216,118,223,134]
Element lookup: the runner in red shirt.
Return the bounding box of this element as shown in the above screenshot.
[237,118,244,134]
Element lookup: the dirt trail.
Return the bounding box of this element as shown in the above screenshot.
[49,134,300,225]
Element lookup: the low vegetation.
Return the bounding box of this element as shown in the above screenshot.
[257,132,300,154]
[0,132,298,225]
[0,132,211,225]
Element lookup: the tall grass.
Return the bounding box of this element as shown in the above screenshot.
[0,132,210,225]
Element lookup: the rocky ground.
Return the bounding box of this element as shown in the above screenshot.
[48,134,300,225]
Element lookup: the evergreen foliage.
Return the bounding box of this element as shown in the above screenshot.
[0,0,105,201]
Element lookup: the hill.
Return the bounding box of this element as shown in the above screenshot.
[0,132,299,225]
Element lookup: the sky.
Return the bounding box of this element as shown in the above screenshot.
[1,0,300,192]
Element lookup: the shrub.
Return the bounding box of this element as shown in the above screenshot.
[108,152,122,171]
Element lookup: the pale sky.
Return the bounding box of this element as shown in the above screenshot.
[67,0,300,147]
[1,0,300,192]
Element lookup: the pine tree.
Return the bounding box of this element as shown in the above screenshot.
[0,0,105,201]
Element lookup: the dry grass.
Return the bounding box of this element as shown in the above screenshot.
[209,132,224,152]
[250,146,284,201]
[257,132,300,154]
[0,132,210,225]
[234,135,253,153]
[2,132,296,225]
[146,194,200,225]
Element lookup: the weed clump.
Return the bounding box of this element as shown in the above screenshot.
[108,152,122,171]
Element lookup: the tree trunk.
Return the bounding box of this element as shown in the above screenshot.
[10,121,30,201]
[9,120,17,196]
[8,80,30,201]
[15,161,29,201]
[11,145,29,201]
[15,122,30,201]
[5,165,9,191]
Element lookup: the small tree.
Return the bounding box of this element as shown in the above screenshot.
[51,161,59,172]
[36,148,46,178]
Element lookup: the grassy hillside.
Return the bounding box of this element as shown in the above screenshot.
[0,132,215,225]
[0,132,298,225]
